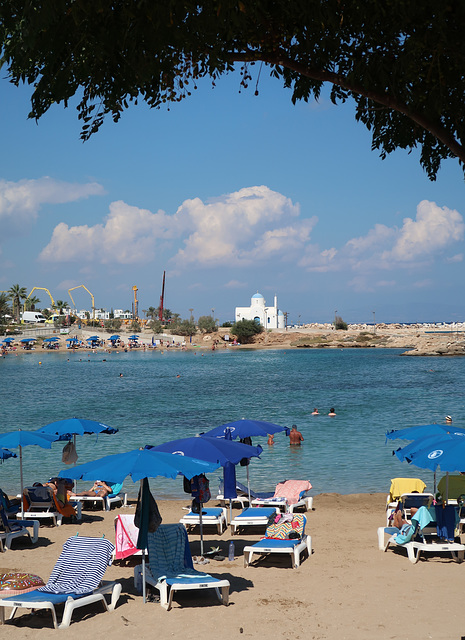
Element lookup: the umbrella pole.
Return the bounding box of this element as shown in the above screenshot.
[229,498,232,529]
[246,464,251,506]
[20,445,24,519]
[73,434,78,493]
[199,502,204,556]
[446,472,449,505]
[433,471,437,495]
[140,479,147,604]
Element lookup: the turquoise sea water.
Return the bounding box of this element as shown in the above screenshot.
[1,347,464,499]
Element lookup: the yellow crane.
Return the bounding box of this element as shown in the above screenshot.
[68,285,95,319]
[24,287,55,311]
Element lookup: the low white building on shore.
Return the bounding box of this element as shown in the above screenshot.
[235,292,285,329]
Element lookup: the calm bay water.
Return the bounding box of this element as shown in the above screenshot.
[1,347,464,499]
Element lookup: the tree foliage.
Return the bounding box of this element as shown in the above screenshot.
[148,318,163,334]
[334,315,348,330]
[231,318,264,343]
[1,1,465,178]
[0,293,11,325]
[7,284,27,323]
[173,319,196,337]
[197,315,217,333]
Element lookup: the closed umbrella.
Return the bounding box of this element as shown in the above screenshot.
[0,448,17,462]
[59,448,220,604]
[0,430,58,516]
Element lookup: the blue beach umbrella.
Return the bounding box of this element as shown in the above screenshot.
[150,435,263,466]
[3,337,14,343]
[20,338,35,343]
[129,335,139,340]
[37,418,119,491]
[204,418,289,440]
[203,420,283,503]
[58,447,219,484]
[386,424,465,441]
[395,433,465,473]
[59,448,220,604]
[43,337,59,342]
[0,430,58,516]
[150,435,263,530]
[109,335,120,340]
[37,417,118,441]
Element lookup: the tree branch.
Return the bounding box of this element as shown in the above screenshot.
[230,49,465,164]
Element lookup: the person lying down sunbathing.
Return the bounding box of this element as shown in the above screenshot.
[69,480,112,498]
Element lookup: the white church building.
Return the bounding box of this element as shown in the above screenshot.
[235,292,285,329]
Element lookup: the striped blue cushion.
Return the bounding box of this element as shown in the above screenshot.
[38,536,114,595]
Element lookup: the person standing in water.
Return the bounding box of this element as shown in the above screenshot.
[328,408,336,416]
[289,425,304,446]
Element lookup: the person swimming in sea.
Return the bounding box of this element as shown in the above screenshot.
[311,408,319,415]
[328,408,336,416]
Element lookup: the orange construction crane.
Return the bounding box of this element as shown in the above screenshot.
[133,286,138,319]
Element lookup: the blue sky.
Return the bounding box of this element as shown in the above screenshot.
[0,66,464,324]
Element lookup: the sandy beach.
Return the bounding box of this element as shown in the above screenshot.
[3,322,465,357]
[1,493,465,640]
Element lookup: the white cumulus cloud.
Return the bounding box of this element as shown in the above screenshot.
[384,200,464,262]
[0,177,104,235]
[40,186,313,268]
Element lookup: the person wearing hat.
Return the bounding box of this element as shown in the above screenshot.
[446,415,453,424]
[289,424,304,446]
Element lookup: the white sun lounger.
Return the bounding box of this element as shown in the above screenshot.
[250,480,313,513]
[231,507,279,535]
[71,482,127,512]
[243,514,312,568]
[0,503,39,551]
[0,536,121,628]
[180,507,228,534]
[137,523,229,610]
[18,486,82,527]
[378,506,465,564]
[385,492,434,525]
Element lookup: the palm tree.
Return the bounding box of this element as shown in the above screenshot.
[7,284,27,322]
[55,300,69,315]
[144,306,157,320]
[24,295,41,311]
[0,293,11,323]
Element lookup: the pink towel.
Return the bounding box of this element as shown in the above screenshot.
[115,514,140,559]
[273,480,312,505]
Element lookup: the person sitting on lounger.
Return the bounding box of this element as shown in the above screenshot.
[390,505,418,529]
[70,480,112,499]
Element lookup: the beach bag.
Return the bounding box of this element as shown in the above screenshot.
[62,441,78,464]
[191,474,211,504]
